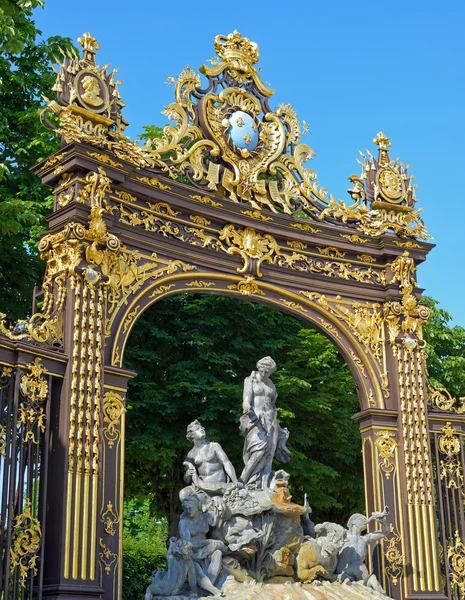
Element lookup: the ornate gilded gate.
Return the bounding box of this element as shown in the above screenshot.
[0,30,464,600]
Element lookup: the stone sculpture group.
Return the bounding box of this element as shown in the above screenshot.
[145,357,390,599]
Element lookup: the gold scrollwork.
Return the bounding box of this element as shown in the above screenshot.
[316,246,346,258]
[394,240,422,249]
[448,531,465,598]
[185,281,215,288]
[101,501,119,536]
[136,176,171,191]
[77,166,112,206]
[0,424,6,458]
[349,349,366,378]
[375,430,398,479]
[102,391,125,448]
[357,254,376,263]
[241,210,273,222]
[286,240,307,250]
[227,276,265,297]
[99,538,117,575]
[438,422,464,489]
[149,284,176,298]
[190,215,211,226]
[18,359,48,445]
[340,234,369,244]
[10,499,42,587]
[385,524,404,586]
[280,299,307,314]
[87,152,124,168]
[428,384,465,414]
[189,194,221,208]
[290,223,321,234]
[114,189,137,202]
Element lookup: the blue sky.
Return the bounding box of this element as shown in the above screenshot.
[35,1,465,325]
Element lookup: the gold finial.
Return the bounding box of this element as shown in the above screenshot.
[78,32,100,54]
[373,131,392,149]
[214,31,259,66]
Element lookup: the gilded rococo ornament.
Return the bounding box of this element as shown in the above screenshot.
[43,31,430,241]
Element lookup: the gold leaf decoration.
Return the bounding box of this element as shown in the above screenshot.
[291,223,322,234]
[10,500,42,587]
[186,281,215,288]
[227,276,265,296]
[136,176,171,191]
[87,152,124,168]
[190,194,221,208]
[317,246,347,258]
[102,391,126,448]
[241,210,273,222]
[375,430,398,479]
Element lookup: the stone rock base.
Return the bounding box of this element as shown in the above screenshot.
[153,580,392,599]
[210,580,391,599]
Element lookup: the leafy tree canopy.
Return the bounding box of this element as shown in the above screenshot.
[422,296,465,398]
[0,1,73,319]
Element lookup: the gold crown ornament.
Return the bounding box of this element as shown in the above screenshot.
[214,30,259,67]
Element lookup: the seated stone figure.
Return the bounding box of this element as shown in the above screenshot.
[336,506,390,593]
[179,492,228,596]
[144,537,197,598]
[184,420,238,495]
[297,522,346,583]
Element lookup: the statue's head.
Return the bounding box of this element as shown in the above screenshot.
[256,356,277,378]
[182,493,202,517]
[170,537,194,560]
[186,419,205,442]
[347,513,368,533]
[82,75,100,95]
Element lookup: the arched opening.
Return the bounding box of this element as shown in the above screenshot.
[120,292,365,599]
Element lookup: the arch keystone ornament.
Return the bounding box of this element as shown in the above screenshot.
[0,29,459,600]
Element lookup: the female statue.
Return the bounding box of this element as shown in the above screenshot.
[239,357,290,489]
[184,420,238,495]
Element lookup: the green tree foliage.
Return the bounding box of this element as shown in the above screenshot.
[422,296,465,397]
[123,499,167,600]
[123,294,363,536]
[0,0,43,54]
[0,3,73,319]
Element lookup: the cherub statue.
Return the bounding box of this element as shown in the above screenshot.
[336,506,390,593]
[144,537,197,598]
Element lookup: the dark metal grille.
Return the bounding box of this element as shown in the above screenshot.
[0,364,51,600]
